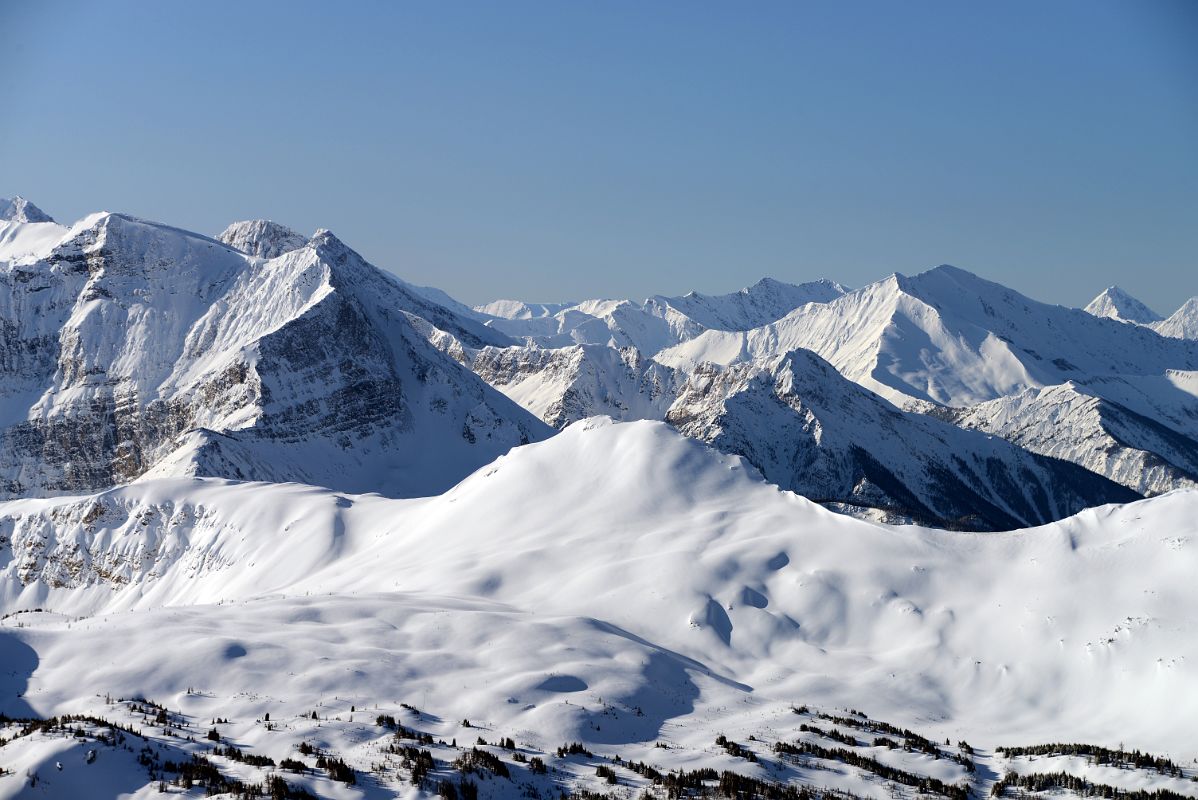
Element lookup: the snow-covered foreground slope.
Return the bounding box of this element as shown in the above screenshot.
[0,211,546,500]
[2,420,1196,775]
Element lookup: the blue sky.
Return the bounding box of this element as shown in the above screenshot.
[3,1,1196,312]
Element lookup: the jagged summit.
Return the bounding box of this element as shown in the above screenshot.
[659,276,848,331]
[0,209,546,500]
[1084,285,1163,324]
[1155,296,1198,340]
[0,195,54,223]
[218,218,308,259]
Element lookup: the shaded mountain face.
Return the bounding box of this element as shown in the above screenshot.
[665,349,1139,530]
[941,381,1198,497]
[0,212,548,499]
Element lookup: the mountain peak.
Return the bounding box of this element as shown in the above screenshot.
[1084,285,1162,324]
[1154,296,1198,339]
[0,196,54,223]
[218,219,307,259]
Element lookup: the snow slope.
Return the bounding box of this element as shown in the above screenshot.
[0,210,547,499]
[1,420,1196,774]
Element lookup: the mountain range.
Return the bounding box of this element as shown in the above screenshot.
[3,198,1196,531]
[3,196,1198,798]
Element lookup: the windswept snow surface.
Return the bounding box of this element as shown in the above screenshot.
[1,420,1196,770]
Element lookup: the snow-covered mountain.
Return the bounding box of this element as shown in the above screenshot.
[458,266,1196,523]
[655,277,848,331]
[1155,297,1198,340]
[216,218,307,259]
[1,420,1196,798]
[0,206,547,500]
[1083,285,1163,325]
[466,344,682,428]
[942,377,1198,497]
[423,330,1147,529]
[473,278,847,354]
[666,349,1138,529]
[658,266,1198,409]
[1081,286,1198,341]
[0,195,54,224]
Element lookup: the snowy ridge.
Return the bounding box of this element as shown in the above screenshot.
[666,349,1138,529]
[1155,297,1198,340]
[651,277,848,332]
[473,278,847,353]
[657,266,1198,408]
[943,381,1198,496]
[0,196,54,224]
[466,344,682,428]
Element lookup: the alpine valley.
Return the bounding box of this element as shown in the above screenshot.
[2,197,1198,800]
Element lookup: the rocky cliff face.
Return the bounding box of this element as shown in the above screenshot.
[0,212,548,500]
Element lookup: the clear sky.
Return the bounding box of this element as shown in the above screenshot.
[3,1,1196,313]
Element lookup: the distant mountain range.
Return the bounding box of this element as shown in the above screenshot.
[2,196,1197,529]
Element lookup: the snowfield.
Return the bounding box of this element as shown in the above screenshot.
[2,420,1197,798]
